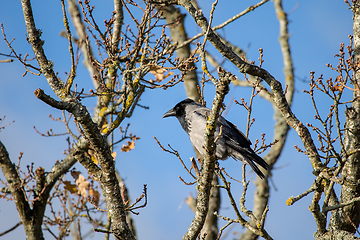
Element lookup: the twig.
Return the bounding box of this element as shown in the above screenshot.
[61,0,76,94]
[176,0,270,50]
[324,196,360,212]
[0,221,23,237]
[286,183,317,206]
[125,184,148,214]
[154,136,197,180]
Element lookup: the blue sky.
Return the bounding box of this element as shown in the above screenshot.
[0,0,354,239]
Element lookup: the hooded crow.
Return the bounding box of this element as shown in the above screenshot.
[163,98,269,179]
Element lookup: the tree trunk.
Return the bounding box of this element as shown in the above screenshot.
[338,0,360,233]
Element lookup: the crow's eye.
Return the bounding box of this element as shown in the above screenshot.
[174,106,183,116]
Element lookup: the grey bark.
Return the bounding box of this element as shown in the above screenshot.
[161,5,199,101]
[338,0,360,233]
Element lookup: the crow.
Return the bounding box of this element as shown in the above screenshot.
[163,98,269,179]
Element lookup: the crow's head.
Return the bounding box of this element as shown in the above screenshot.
[162,98,194,119]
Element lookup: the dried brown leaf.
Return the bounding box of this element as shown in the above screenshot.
[70,170,81,180]
[63,180,78,194]
[121,140,136,152]
[76,174,90,198]
[150,65,174,82]
[111,151,117,161]
[89,187,100,206]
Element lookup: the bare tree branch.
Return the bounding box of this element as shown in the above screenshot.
[0,140,44,240]
[112,0,124,49]
[182,67,231,240]
[161,4,199,101]
[178,0,323,175]
[339,0,360,232]
[67,0,101,90]
[176,0,270,50]
[243,0,295,238]
[20,0,135,238]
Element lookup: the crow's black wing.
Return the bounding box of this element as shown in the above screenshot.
[218,118,252,147]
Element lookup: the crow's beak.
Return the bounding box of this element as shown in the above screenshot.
[162,108,176,118]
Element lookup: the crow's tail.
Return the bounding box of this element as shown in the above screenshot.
[230,148,269,179]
